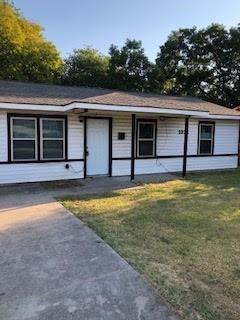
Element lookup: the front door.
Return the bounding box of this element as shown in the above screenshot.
[86,118,109,176]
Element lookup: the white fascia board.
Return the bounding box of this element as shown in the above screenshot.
[0,101,208,116]
[1,101,240,120]
[70,103,240,119]
[69,102,210,117]
[192,114,240,120]
[0,102,64,112]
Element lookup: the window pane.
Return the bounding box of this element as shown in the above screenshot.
[200,125,213,139]
[200,140,212,154]
[139,140,154,156]
[42,120,64,138]
[139,123,154,138]
[13,140,35,160]
[43,140,63,159]
[13,119,35,138]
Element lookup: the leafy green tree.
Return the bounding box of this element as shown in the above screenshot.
[0,0,62,83]
[108,39,152,91]
[156,24,240,107]
[62,47,109,87]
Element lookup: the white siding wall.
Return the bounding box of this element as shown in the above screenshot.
[68,114,84,159]
[188,119,199,155]
[0,161,83,184]
[0,112,84,184]
[0,111,8,161]
[188,119,239,155]
[156,117,239,156]
[157,118,185,156]
[112,160,131,176]
[134,155,238,176]
[112,115,132,158]
[0,111,239,184]
[214,120,239,154]
[112,116,239,176]
[187,156,238,171]
[135,158,183,175]
[111,114,131,176]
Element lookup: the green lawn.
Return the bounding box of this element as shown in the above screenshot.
[61,169,240,320]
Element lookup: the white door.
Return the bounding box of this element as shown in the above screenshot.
[87,118,109,176]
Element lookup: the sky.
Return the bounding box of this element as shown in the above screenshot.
[14,0,240,61]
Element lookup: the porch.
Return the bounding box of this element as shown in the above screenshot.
[76,108,190,180]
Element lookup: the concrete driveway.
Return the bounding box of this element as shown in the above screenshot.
[0,178,178,320]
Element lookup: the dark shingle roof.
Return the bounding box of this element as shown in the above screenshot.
[0,80,239,116]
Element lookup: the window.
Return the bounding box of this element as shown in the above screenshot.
[10,117,37,161]
[198,122,214,155]
[40,119,65,160]
[9,115,67,162]
[137,120,156,157]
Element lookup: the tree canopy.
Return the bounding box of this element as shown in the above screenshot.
[62,47,109,88]
[0,0,62,83]
[1,1,239,108]
[155,24,240,107]
[108,39,152,91]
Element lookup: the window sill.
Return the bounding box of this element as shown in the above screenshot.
[136,156,156,159]
[8,159,68,164]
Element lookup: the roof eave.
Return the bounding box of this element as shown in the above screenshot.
[0,101,240,120]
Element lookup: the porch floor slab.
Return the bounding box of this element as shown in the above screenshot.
[0,173,178,199]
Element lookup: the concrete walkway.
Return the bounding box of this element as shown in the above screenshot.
[0,176,179,320]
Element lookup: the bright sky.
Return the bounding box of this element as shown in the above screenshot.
[14,0,240,61]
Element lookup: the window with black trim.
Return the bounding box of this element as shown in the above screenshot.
[40,118,65,160]
[10,117,37,161]
[137,121,156,157]
[198,122,214,155]
[9,116,66,162]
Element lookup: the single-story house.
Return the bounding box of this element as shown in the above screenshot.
[0,80,239,184]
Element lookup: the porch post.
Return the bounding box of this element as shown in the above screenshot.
[108,118,112,177]
[83,116,87,179]
[131,114,136,180]
[182,116,189,178]
[238,120,240,167]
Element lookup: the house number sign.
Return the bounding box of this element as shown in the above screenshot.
[178,130,188,134]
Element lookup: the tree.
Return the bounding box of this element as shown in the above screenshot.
[0,0,62,83]
[62,47,109,87]
[156,24,240,108]
[108,39,152,91]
